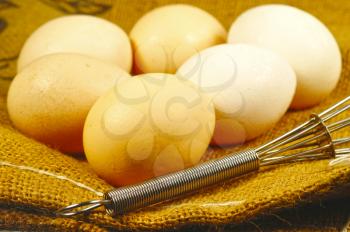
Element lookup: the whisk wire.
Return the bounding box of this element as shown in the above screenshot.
[263,127,328,158]
[328,118,350,132]
[256,120,318,156]
[257,96,350,162]
[334,138,350,146]
[318,96,350,120]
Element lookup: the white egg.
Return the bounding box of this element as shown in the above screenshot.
[177,44,296,145]
[228,4,342,109]
[18,15,132,72]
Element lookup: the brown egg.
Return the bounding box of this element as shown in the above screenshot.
[130,4,227,74]
[7,53,130,153]
[83,73,215,186]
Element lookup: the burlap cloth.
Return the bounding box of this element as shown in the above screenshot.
[0,0,350,231]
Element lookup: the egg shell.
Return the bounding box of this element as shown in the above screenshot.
[83,73,215,186]
[7,53,130,153]
[130,4,227,74]
[228,4,342,109]
[177,44,296,145]
[17,15,132,72]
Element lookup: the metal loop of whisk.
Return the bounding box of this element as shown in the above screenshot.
[56,96,350,217]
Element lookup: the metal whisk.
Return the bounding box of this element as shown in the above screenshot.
[56,96,350,217]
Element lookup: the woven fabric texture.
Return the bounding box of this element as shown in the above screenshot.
[0,0,350,231]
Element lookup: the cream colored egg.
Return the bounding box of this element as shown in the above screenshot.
[177,44,296,145]
[18,15,132,72]
[83,73,215,186]
[228,4,342,109]
[8,53,130,153]
[130,4,227,74]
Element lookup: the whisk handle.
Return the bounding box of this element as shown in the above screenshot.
[104,149,259,216]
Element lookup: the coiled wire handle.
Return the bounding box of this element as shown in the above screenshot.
[104,149,259,216]
[56,149,259,216]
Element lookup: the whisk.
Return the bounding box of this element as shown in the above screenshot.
[56,96,350,217]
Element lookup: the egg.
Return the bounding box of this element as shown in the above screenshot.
[130,4,227,74]
[17,15,132,72]
[227,4,342,109]
[7,53,130,153]
[83,73,215,186]
[177,44,296,146]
